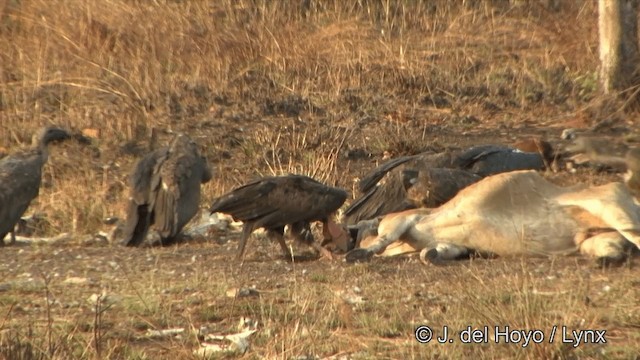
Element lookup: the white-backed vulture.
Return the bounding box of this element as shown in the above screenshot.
[121,133,212,246]
[0,127,71,245]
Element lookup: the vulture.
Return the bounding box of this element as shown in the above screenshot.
[562,129,640,199]
[0,126,71,245]
[209,175,348,261]
[564,133,640,197]
[344,152,476,226]
[451,144,545,177]
[344,144,545,225]
[563,133,629,171]
[121,133,212,247]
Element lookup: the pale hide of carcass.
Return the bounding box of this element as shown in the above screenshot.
[347,170,640,264]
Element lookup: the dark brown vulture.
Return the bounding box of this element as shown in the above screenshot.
[344,145,545,225]
[564,133,640,197]
[0,126,71,245]
[404,168,483,208]
[209,175,348,261]
[121,133,212,247]
[564,134,629,171]
[344,152,470,225]
[451,144,545,177]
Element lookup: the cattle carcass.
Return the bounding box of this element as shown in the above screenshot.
[346,170,640,266]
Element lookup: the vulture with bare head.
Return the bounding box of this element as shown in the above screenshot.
[121,133,212,247]
[0,126,71,245]
[209,175,348,261]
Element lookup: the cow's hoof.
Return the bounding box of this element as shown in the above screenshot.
[419,248,442,265]
[345,249,374,263]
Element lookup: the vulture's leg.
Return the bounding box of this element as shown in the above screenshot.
[267,226,292,259]
[236,223,256,260]
[10,230,16,244]
[0,232,6,246]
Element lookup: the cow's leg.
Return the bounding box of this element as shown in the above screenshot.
[557,184,640,250]
[578,231,631,267]
[419,243,470,265]
[346,212,417,263]
[321,218,351,253]
[353,218,381,248]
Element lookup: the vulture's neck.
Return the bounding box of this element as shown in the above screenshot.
[36,140,50,164]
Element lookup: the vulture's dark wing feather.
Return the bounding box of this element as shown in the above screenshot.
[210,175,347,229]
[122,134,211,246]
[209,178,279,222]
[0,152,43,240]
[130,148,169,205]
[454,145,544,177]
[357,152,457,193]
[406,151,459,170]
[452,145,510,169]
[344,171,411,225]
[344,151,459,225]
[154,140,210,239]
[121,147,169,246]
[260,175,347,227]
[358,155,417,193]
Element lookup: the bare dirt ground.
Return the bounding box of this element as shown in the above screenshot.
[1,1,640,359]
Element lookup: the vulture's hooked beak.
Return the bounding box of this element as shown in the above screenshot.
[49,128,72,142]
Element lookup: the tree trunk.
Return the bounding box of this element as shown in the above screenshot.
[598,0,639,94]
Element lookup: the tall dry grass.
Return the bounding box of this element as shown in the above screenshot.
[0,0,605,235]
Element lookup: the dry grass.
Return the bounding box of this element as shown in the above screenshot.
[1,0,640,359]
[1,246,639,359]
[0,0,607,211]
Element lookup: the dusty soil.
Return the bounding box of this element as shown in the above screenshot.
[1,232,639,359]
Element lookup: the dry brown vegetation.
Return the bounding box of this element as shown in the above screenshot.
[1,0,639,359]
